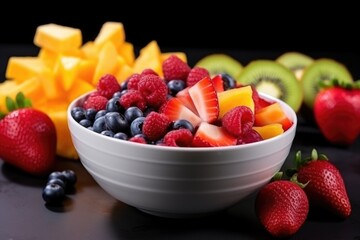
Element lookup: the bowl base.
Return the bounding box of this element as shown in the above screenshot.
[138,208,222,219]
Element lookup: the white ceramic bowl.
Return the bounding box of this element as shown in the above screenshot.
[68,92,297,218]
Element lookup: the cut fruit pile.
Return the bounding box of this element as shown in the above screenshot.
[71,55,293,147]
[195,52,354,113]
[0,22,187,159]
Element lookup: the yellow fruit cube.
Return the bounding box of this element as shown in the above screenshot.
[94,22,125,49]
[6,57,45,82]
[218,85,254,118]
[55,56,81,90]
[133,40,162,75]
[81,41,99,60]
[67,79,94,102]
[253,123,284,140]
[92,42,118,85]
[115,64,134,83]
[78,59,97,83]
[38,69,65,100]
[38,48,58,68]
[34,23,82,53]
[117,42,135,66]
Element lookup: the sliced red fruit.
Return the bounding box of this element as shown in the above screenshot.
[188,76,219,123]
[211,74,225,92]
[251,85,273,113]
[254,102,293,131]
[160,98,202,128]
[192,122,237,147]
[176,87,198,115]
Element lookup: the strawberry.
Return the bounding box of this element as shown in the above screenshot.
[211,74,225,92]
[289,149,351,218]
[314,79,360,146]
[192,122,237,147]
[175,87,198,114]
[160,98,202,128]
[0,93,56,175]
[255,172,309,238]
[188,76,219,123]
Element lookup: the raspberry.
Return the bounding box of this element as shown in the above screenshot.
[138,74,168,109]
[96,74,120,99]
[222,106,254,137]
[237,129,263,145]
[162,55,191,82]
[142,112,171,141]
[163,129,193,147]
[129,136,147,144]
[119,90,147,111]
[83,95,108,111]
[141,68,158,76]
[127,73,141,90]
[186,67,210,87]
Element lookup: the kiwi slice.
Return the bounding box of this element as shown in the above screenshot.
[276,52,314,80]
[301,58,353,109]
[195,54,243,80]
[237,60,302,112]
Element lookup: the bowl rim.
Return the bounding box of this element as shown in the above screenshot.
[67,90,297,153]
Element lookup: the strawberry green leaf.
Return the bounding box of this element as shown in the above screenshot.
[0,111,5,119]
[15,92,26,108]
[6,96,17,112]
[24,98,32,107]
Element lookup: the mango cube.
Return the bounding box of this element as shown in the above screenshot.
[34,23,82,53]
[6,57,46,82]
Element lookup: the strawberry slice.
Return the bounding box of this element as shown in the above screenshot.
[188,76,219,123]
[176,87,198,115]
[211,74,225,92]
[160,98,202,128]
[192,122,237,147]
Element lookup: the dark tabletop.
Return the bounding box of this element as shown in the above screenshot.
[0,45,359,240]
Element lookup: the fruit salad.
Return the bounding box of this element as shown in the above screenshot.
[71,55,293,147]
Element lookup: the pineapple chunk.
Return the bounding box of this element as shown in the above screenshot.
[55,56,81,91]
[218,86,254,118]
[94,22,125,49]
[133,40,162,75]
[117,42,135,66]
[34,23,82,53]
[6,57,45,82]
[92,42,118,84]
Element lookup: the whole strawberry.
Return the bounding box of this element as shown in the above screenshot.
[0,93,56,175]
[314,79,360,146]
[255,172,309,238]
[292,149,351,219]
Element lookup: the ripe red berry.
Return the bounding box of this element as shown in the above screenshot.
[163,129,193,147]
[186,67,210,87]
[119,90,147,111]
[222,106,254,137]
[96,74,120,99]
[138,74,168,109]
[142,112,171,141]
[162,55,191,82]
[127,73,141,90]
[83,95,108,111]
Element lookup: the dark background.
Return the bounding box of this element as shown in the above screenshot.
[0,4,358,54]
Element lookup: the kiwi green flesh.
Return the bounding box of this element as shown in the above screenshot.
[276,52,314,80]
[195,54,243,80]
[237,60,302,112]
[301,58,353,109]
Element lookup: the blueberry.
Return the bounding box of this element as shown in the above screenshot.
[172,119,195,133]
[48,171,67,182]
[119,89,129,97]
[85,108,97,121]
[79,119,92,128]
[130,117,145,136]
[167,80,185,96]
[61,170,77,187]
[105,112,128,133]
[112,91,122,98]
[124,107,143,123]
[93,116,106,133]
[42,183,65,204]
[113,132,129,140]
[95,110,107,120]
[71,107,86,122]
[120,80,128,90]
[101,130,114,137]
[106,97,121,113]
[221,73,236,90]
[47,178,66,190]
